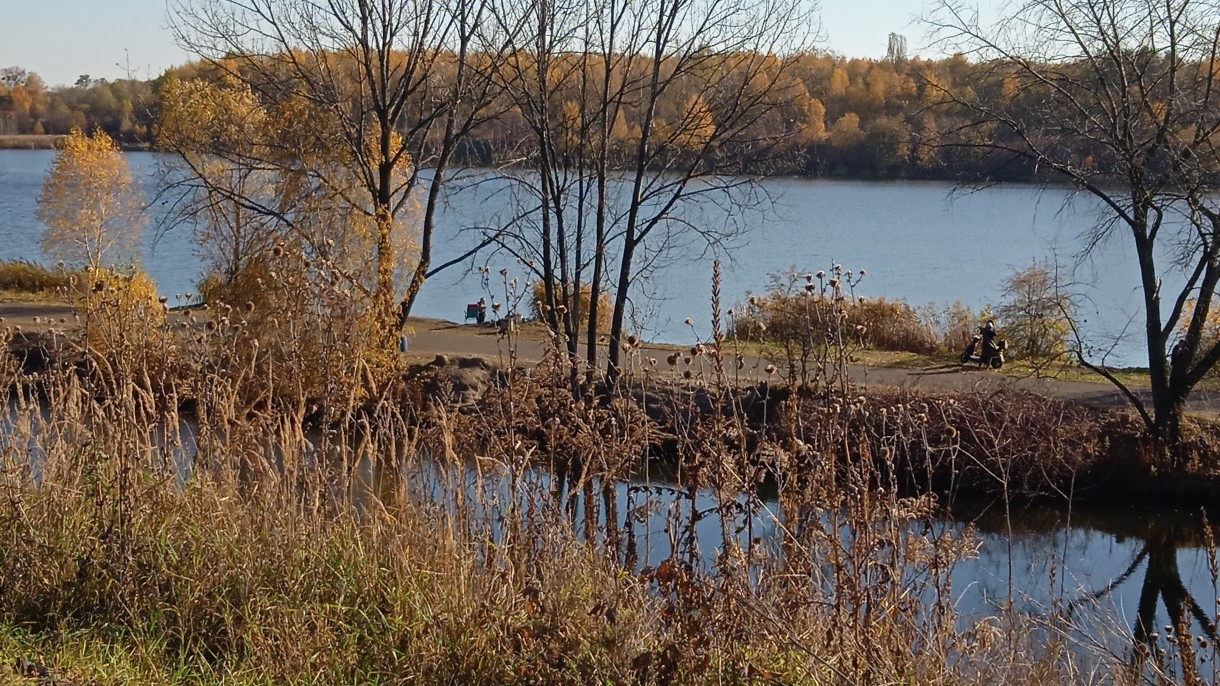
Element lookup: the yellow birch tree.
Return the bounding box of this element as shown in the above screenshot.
[37,127,145,271]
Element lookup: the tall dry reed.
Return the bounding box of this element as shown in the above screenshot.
[0,262,1196,685]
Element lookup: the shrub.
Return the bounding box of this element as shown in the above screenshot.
[531,280,612,332]
[924,301,991,352]
[71,266,166,342]
[0,260,73,294]
[996,261,1074,359]
[732,270,940,355]
[197,241,397,406]
[849,297,940,354]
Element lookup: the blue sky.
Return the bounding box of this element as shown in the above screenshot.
[2,0,940,88]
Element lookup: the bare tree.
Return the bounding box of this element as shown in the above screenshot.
[167,0,500,341]
[925,0,1220,455]
[490,0,820,391]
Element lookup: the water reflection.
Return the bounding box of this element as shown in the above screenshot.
[349,426,1220,666]
[1130,525,1217,646]
[959,501,1220,669]
[7,398,1220,672]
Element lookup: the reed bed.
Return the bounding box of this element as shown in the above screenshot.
[731,269,942,356]
[0,134,64,150]
[0,260,74,295]
[0,267,1209,685]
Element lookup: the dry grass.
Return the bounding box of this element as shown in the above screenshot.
[732,271,941,356]
[0,267,1202,685]
[530,279,613,332]
[0,260,73,295]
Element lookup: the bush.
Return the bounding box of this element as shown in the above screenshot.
[996,261,1073,359]
[0,260,73,294]
[69,266,168,354]
[924,301,991,352]
[198,241,398,406]
[531,280,612,332]
[732,271,940,355]
[848,297,941,354]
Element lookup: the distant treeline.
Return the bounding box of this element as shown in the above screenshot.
[0,55,1050,181]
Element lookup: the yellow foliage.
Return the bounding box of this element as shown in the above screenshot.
[655,95,717,152]
[561,100,584,153]
[829,67,850,96]
[157,75,266,156]
[829,112,863,146]
[37,128,145,271]
[1176,300,1220,372]
[162,75,421,336]
[532,280,612,332]
[680,95,717,150]
[799,97,828,144]
[68,267,168,360]
[199,243,396,402]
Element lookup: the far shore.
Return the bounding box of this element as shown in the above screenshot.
[0,134,155,151]
[0,134,65,150]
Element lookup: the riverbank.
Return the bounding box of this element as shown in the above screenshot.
[8,298,1208,415]
[6,297,1220,684]
[7,299,1220,507]
[0,134,153,150]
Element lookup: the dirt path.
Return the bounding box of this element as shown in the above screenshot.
[5,302,1215,413]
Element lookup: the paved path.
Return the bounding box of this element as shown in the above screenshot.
[4,302,1214,413]
[407,318,1219,413]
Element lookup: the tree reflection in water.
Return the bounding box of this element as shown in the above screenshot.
[1054,514,1219,672]
[964,501,1220,674]
[1129,526,1217,647]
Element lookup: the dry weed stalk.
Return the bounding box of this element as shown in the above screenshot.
[0,263,1181,684]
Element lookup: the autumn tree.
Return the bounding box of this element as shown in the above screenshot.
[37,128,145,271]
[167,0,499,344]
[0,68,48,135]
[489,0,820,390]
[158,75,278,292]
[997,261,1073,359]
[927,0,1220,456]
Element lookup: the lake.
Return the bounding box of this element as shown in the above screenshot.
[3,145,1216,673]
[0,149,1171,365]
[391,449,1220,672]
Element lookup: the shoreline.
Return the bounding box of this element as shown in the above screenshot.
[0,134,152,151]
[0,298,1210,412]
[0,140,1079,186]
[0,134,65,150]
[7,300,1220,507]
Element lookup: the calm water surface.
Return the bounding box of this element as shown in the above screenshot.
[0,149,1177,367]
[400,452,1220,669]
[4,149,1210,672]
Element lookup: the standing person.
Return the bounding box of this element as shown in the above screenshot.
[477,297,487,324]
[980,320,998,353]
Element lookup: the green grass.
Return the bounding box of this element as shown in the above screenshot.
[0,624,200,686]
